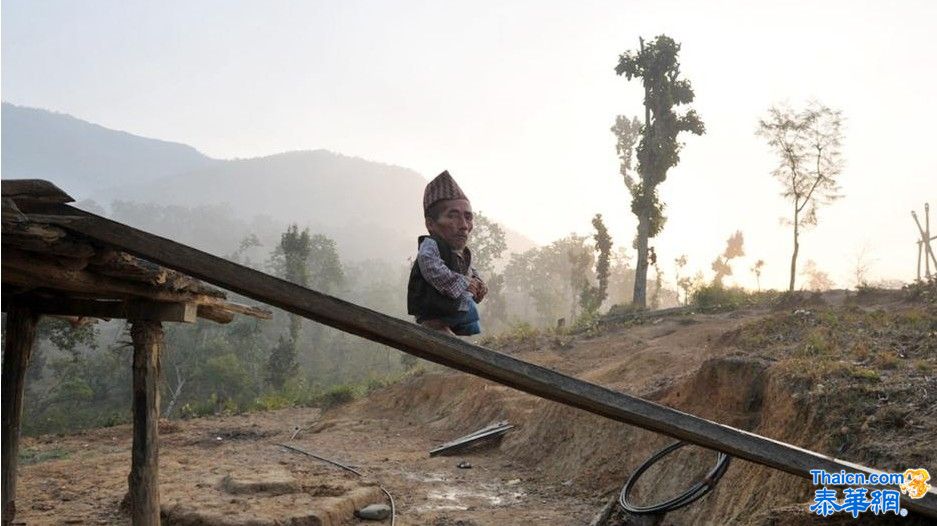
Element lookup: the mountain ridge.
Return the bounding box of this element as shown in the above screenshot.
[2,103,537,262]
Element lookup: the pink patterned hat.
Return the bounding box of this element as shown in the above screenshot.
[423,170,469,212]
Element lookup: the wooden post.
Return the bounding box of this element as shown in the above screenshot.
[922,203,937,278]
[919,241,924,281]
[2,301,39,525]
[128,320,162,526]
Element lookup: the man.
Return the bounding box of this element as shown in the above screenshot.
[407,170,488,335]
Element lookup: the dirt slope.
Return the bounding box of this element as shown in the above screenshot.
[16,291,936,525]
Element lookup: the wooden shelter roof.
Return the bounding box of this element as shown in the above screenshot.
[2,179,271,324]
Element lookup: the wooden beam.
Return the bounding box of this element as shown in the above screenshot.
[128,320,162,526]
[196,304,235,324]
[2,250,201,304]
[22,201,937,518]
[10,296,197,323]
[1,179,74,203]
[1,234,96,259]
[1,299,40,525]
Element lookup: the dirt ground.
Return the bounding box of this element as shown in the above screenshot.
[14,290,936,525]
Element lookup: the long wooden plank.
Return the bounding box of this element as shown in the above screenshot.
[21,201,937,518]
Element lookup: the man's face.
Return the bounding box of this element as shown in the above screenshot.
[426,199,473,250]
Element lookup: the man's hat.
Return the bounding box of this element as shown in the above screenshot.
[423,170,469,212]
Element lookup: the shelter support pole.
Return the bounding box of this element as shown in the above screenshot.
[1,300,39,526]
[128,320,162,526]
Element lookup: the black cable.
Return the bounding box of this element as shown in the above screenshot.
[618,441,731,515]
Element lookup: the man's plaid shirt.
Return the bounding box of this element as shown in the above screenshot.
[417,237,480,312]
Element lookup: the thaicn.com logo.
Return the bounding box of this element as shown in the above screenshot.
[809,468,931,518]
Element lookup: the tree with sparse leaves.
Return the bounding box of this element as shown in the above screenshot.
[757,102,844,291]
[750,259,765,291]
[470,212,507,275]
[471,212,508,327]
[266,335,297,390]
[675,255,692,305]
[614,35,705,307]
[581,214,613,314]
[307,234,345,293]
[711,231,745,286]
[267,224,312,388]
[801,260,834,291]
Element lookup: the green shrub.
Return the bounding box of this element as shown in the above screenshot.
[692,284,753,311]
[315,384,359,408]
[796,328,836,358]
[903,276,937,304]
[252,392,296,411]
[605,303,647,318]
[570,310,601,334]
[366,377,389,394]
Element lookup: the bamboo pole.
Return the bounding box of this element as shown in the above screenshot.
[923,203,937,278]
[912,209,937,278]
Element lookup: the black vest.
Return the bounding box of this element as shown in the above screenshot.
[407,235,471,321]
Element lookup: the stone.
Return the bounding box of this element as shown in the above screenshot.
[356,503,392,520]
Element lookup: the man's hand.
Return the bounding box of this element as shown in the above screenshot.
[466,278,481,298]
[469,277,488,303]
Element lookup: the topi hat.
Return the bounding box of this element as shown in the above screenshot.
[423,170,469,212]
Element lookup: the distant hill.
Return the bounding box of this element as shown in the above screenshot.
[110,149,431,261]
[1,104,536,262]
[1,103,215,197]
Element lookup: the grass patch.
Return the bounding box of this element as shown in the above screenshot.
[19,447,69,465]
[850,366,880,381]
[913,359,933,374]
[795,327,837,358]
[729,302,936,468]
[479,321,541,349]
[872,351,900,370]
[691,285,781,312]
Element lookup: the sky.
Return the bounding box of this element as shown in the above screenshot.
[3,0,936,291]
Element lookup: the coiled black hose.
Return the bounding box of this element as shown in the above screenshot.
[619,441,731,515]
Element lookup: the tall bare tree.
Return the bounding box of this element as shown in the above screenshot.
[614,35,705,307]
[758,102,844,291]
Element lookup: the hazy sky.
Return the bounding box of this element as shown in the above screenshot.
[3,0,936,290]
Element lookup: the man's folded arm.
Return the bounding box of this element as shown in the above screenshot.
[417,238,470,299]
